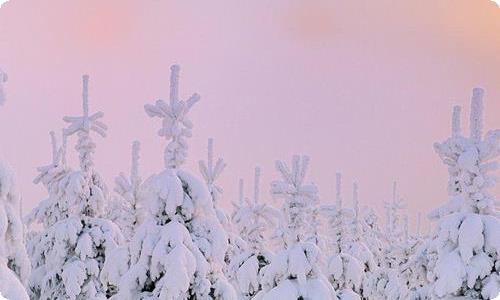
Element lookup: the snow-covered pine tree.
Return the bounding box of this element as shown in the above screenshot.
[110,65,236,299]
[28,75,123,300]
[107,141,146,240]
[0,162,30,300]
[382,182,407,269]
[256,155,336,299]
[324,180,375,300]
[363,183,410,299]
[26,131,71,229]
[198,138,247,283]
[199,138,229,227]
[229,167,280,299]
[427,88,500,299]
[398,213,431,300]
[361,207,385,267]
[384,182,406,246]
[0,68,7,105]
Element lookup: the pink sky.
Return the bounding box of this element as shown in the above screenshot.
[0,0,499,230]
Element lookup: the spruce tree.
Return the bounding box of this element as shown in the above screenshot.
[110,65,236,299]
[28,75,123,299]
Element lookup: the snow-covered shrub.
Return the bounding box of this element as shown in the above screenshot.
[105,65,236,299]
[427,89,500,299]
[28,75,123,299]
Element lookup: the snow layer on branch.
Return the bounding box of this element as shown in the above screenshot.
[0,263,29,300]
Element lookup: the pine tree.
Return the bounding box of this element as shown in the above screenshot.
[107,141,146,240]
[26,131,71,228]
[257,155,336,299]
[427,88,500,299]
[28,75,124,300]
[110,65,236,299]
[324,178,373,300]
[199,138,229,227]
[229,167,280,298]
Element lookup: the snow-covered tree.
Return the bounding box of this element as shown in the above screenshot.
[26,131,71,229]
[384,182,406,245]
[426,88,500,299]
[229,167,280,299]
[382,182,408,270]
[0,161,30,300]
[323,179,374,300]
[28,75,123,300]
[199,138,229,227]
[361,207,385,266]
[0,68,7,105]
[107,141,146,240]
[107,65,236,299]
[256,155,336,299]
